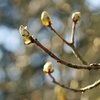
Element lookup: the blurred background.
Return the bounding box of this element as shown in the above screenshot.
[0,0,100,100]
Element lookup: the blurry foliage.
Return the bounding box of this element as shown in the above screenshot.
[0,0,100,100]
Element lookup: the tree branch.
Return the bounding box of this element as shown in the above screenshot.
[29,36,100,70]
[48,72,100,92]
[48,25,88,65]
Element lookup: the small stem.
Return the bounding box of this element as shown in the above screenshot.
[71,22,76,44]
[49,25,71,46]
[70,22,88,65]
[48,73,100,92]
[70,44,88,65]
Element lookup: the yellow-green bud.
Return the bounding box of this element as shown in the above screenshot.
[41,11,52,26]
[19,25,32,44]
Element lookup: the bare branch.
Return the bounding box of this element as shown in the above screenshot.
[48,25,88,65]
[48,72,100,92]
[30,36,100,70]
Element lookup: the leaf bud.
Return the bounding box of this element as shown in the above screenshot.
[43,62,53,75]
[19,25,32,44]
[41,11,52,26]
[72,12,81,23]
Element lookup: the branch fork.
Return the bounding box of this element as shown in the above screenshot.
[19,11,100,92]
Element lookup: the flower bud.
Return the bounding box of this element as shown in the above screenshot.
[43,62,53,75]
[72,12,81,23]
[41,11,52,26]
[19,25,32,44]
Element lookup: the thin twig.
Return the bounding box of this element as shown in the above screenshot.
[48,73,100,92]
[48,25,88,65]
[49,25,71,46]
[30,36,100,70]
[70,22,88,65]
[71,22,76,44]
[70,45,88,65]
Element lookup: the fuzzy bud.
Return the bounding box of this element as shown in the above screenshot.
[41,11,52,26]
[72,12,81,23]
[43,62,53,75]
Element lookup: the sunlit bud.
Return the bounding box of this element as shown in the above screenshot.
[43,62,54,75]
[41,11,52,26]
[72,12,81,23]
[19,25,32,44]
